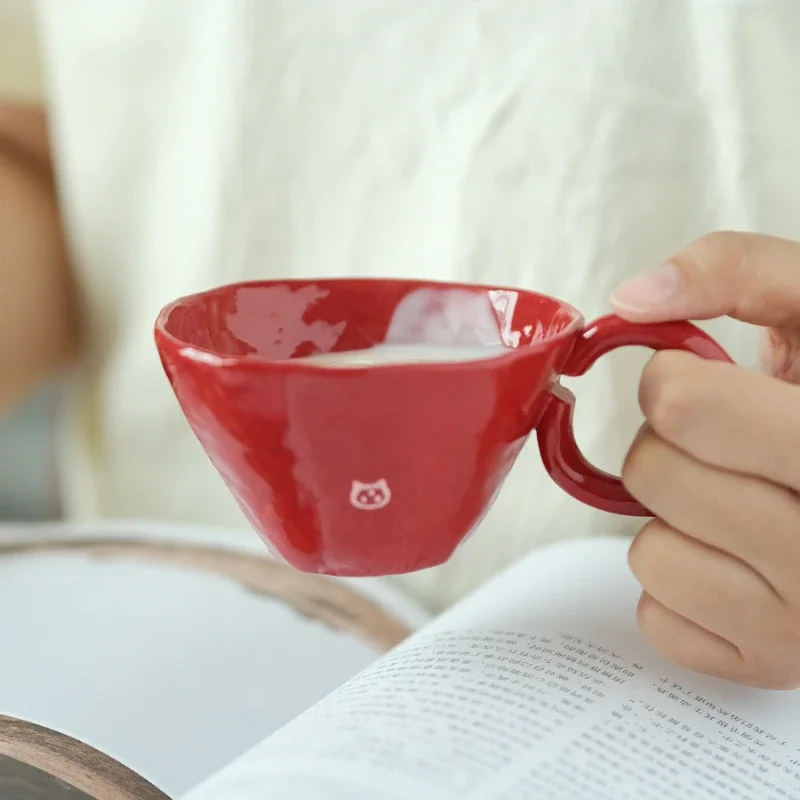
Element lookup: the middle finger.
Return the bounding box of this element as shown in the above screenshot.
[622,425,800,604]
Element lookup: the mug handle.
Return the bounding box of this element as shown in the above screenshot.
[536,314,733,516]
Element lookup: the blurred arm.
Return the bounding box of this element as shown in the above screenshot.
[0,103,79,413]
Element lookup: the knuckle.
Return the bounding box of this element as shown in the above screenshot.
[674,230,750,280]
[698,230,748,262]
[670,231,753,311]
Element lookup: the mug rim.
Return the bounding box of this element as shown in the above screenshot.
[154,277,586,372]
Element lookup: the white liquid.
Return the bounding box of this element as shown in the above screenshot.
[296,342,511,367]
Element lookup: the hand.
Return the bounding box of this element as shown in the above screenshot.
[610,232,800,689]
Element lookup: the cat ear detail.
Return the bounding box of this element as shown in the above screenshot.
[349,479,392,511]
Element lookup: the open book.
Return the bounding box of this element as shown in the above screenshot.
[3,525,799,798]
[0,521,426,798]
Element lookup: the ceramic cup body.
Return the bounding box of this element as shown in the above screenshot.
[155,278,730,576]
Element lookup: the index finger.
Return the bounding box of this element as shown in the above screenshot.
[611,232,800,328]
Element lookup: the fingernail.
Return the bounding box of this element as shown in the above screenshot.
[610,262,684,312]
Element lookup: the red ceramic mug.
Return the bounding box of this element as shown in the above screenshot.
[155,278,731,577]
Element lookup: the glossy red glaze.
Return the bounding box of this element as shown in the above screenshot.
[536,314,732,516]
[155,279,731,576]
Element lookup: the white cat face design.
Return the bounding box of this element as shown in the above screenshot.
[349,479,392,511]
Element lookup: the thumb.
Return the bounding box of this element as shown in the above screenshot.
[610,232,800,328]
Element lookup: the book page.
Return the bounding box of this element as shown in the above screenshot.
[0,521,426,797]
[184,538,800,800]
